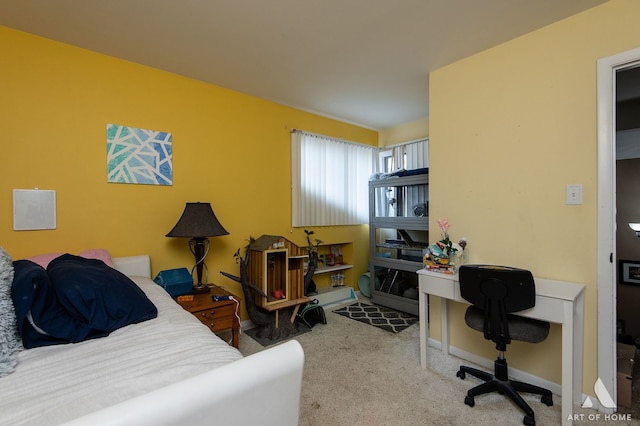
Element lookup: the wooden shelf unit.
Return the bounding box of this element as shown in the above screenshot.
[308,242,353,289]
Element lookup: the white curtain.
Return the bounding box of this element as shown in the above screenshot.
[291,130,376,227]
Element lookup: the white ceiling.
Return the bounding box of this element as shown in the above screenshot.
[0,0,608,130]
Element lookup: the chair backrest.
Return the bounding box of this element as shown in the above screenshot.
[458,264,536,347]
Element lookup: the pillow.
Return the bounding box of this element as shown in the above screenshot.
[26,249,114,268]
[78,248,114,267]
[25,252,63,268]
[0,247,23,376]
[12,255,157,348]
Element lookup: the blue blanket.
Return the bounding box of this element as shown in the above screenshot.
[12,254,157,348]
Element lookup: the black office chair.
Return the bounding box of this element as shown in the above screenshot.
[455,264,553,426]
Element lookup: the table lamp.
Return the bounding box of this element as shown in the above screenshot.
[166,202,229,293]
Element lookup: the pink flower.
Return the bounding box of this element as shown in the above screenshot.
[437,219,450,234]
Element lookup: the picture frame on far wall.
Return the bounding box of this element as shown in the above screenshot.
[619,259,640,285]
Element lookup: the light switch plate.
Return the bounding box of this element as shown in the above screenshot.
[566,184,582,205]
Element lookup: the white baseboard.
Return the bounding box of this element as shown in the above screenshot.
[241,319,255,330]
[311,286,357,308]
[427,338,562,396]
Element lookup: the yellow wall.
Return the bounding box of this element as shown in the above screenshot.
[0,26,377,318]
[379,116,429,147]
[429,0,640,392]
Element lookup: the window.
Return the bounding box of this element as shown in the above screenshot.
[291,130,376,226]
[379,138,429,172]
[378,149,396,173]
[373,139,428,221]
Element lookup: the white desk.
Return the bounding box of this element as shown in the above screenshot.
[417,269,585,426]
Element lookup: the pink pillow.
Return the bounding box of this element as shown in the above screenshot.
[79,249,114,267]
[26,253,63,268]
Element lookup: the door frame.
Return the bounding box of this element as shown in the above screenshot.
[597,46,640,412]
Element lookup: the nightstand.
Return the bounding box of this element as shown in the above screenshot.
[175,285,241,348]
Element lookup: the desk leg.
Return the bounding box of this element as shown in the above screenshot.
[419,288,428,369]
[561,294,584,426]
[560,292,584,426]
[573,292,584,408]
[441,297,449,355]
[418,289,449,366]
[561,300,573,426]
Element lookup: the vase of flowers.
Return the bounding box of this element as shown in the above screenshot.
[423,218,467,273]
[436,219,457,258]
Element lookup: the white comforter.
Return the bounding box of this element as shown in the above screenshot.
[0,277,243,426]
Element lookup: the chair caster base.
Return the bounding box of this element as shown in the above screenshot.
[541,394,553,406]
[524,414,535,426]
[464,395,475,407]
[456,370,466,380]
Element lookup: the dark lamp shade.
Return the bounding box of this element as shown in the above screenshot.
[166,202,229,238]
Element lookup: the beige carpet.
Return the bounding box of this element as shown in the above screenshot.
[237,298,640,426]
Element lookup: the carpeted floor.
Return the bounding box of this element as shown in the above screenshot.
[237,296,640,426]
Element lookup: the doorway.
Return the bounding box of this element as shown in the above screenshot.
[597,47,640,412]
[615,67,640,350]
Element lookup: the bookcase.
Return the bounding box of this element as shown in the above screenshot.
[368,172,428,315]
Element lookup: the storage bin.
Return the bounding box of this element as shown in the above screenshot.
[154,268,193,297]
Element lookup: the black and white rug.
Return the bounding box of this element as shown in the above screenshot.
[332,302,418,333]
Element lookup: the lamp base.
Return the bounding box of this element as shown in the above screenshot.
[191,283,210,294]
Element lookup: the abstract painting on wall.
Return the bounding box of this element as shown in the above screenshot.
[107,123,173,185]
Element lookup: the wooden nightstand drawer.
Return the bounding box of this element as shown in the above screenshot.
[200,316,234,333]
[175,284,241,348]
[195,305,234,321]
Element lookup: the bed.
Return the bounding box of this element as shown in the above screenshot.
[0,253,304,426]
